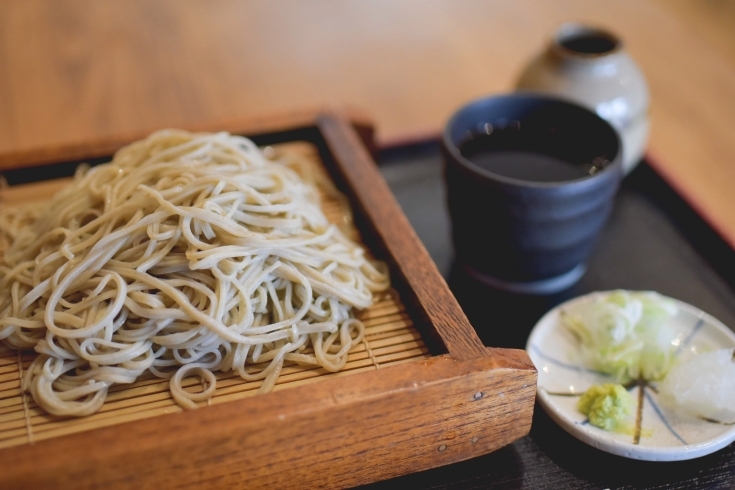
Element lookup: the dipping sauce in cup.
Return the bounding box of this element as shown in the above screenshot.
[442,93,622,294]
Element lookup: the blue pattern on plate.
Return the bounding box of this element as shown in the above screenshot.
[644,390,688,445]
[530,344,611,377]
[675,317,704,356]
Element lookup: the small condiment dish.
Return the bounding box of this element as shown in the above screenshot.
[526,291,735,461]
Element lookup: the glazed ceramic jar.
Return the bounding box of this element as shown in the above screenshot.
[516,23,649,174]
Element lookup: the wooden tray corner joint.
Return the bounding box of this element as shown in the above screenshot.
[0,110,537,489]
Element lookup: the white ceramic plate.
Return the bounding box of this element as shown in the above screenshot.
[526,291,735,461]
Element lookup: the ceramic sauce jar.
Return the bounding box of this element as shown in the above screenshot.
[516,23,649,174]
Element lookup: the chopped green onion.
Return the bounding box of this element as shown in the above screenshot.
[562,290,678,382]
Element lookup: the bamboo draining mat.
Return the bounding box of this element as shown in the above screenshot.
[0,142,430,450]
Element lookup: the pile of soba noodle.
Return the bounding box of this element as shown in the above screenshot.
[0,130,389,416]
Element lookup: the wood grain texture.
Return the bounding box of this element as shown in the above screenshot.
[0,351,536,489]
[318,115,487,362]
[0,105,375,171]
[0,1,734,247]
[649,0,735,67]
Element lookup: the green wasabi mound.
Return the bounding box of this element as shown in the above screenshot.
[578,383,635,432]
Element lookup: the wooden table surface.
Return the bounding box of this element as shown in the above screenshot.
[1,1,735,248]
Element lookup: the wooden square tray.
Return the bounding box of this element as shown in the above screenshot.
[0,111,536,489]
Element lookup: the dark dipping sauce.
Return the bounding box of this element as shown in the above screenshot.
[459,123,611,183]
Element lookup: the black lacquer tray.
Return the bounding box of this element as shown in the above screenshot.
[369,141,735,490]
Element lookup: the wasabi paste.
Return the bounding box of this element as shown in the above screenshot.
[578,383,635,432]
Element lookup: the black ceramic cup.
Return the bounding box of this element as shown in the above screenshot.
[442,93,622,294]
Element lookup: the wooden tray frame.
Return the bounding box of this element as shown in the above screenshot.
[0,111,536,489]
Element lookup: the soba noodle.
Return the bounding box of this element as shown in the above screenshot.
[0,130,389,416]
